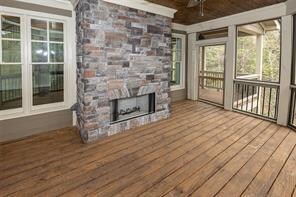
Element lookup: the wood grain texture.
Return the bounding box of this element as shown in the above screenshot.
[0,101,295,197]
[146,0,287,25]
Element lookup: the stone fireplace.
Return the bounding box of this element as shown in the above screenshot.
[76,0,172,143]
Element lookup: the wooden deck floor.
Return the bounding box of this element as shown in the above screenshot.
[0,101,296,197]
[199,88,224,105]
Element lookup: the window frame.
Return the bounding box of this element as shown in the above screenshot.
[28,16,68,113]
[0,6,75,121]
[171,33,186,91]
[0,12,25,117]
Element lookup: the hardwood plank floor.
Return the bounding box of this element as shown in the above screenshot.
[0,101,295,197]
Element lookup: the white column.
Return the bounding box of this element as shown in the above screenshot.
[277,15,293,126]
[224,25,236,111]
[256,35,264,80]
[256,35,264,113]
[187,33,198,100]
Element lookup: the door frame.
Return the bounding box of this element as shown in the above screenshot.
[195,37,229,107]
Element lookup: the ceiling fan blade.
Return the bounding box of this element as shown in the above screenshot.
[187,0,205,8]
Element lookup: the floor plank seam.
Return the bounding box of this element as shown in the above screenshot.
[266,144,296,196]
[239,131,292,196]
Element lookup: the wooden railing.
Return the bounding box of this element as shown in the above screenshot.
[199,71,224,90]
[233,79,280,120]
[289,85,296,127]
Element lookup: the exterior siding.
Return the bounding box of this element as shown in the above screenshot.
[0,110,72,142]
[171,89,187,102]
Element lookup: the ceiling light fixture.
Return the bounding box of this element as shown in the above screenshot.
[187,0,206,16]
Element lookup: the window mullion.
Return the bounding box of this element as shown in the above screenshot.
[47,20,50,64]
[0,14,2,63]
[24,15,30,114]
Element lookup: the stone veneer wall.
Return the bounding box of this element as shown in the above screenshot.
[76,0,172,143]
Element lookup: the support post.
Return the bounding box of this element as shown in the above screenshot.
[224,25,236,111]
[277,15,293,126]
[187,33,198,100]
[201,46,205,89]
[256,35,264,80]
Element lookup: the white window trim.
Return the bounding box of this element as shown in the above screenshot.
[171,33,186,91]
[0,6,76,121]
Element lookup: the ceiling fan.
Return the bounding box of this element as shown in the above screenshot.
[187,0,206,16]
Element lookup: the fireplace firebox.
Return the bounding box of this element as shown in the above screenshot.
[110,93,155,124]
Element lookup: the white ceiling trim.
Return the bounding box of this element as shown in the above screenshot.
[286,0,296,15]
[15,0,73,10]
[102,0,177,18]
[186,3,287,33]
[172,23,187,31]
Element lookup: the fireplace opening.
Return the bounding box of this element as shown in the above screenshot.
[110,93,155,124]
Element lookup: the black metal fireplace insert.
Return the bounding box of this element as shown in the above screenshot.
[110,93,155,124]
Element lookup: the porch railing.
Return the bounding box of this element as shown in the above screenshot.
[199,71,224,90]
[289,85,296,127]
[233,79,280,120]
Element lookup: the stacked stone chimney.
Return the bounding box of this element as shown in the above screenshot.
[76,0,172,143]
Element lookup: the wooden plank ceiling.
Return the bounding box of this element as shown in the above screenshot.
[146,0,287,25]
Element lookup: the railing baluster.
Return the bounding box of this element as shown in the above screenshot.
[251,85,254,113]
[268,87,272,118]
[246,84,249,111]
[292,89,296,125]
[256,86,259,114]
[261,87,266,116]
[236,83,239,109]
[241,83,244,110]
[275,87,280,119]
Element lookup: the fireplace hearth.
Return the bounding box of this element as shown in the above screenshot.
[110,93,155,124]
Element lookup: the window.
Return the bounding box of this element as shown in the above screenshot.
[171,33,185,90]
[30,19,64,106]
[0,15,22,111]
[197,28,228,41]
[0,8,74,120]
[236,19,281,83]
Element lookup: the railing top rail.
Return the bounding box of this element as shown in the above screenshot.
[290,84,296,89]
[234,79,280,87]
[199,76,224,80]
[201,71,224,73]
[237,74,261,79]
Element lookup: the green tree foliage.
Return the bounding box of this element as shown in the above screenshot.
[262,31,280,82]
[204,45,225,72]
[237,35,257,76]
[236,30,280,82]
